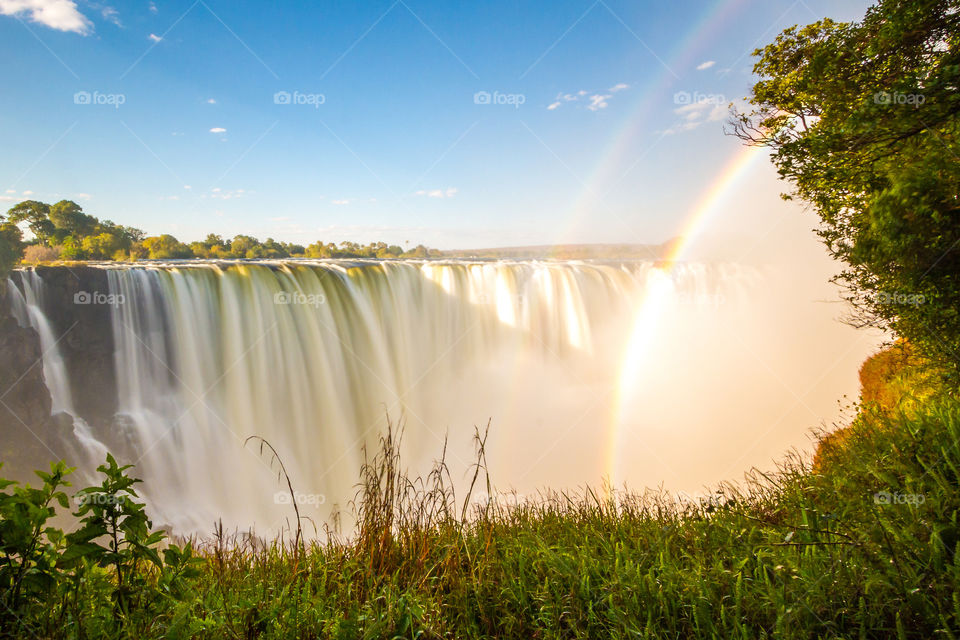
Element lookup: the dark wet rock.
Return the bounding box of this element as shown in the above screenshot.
[13,266,117,426]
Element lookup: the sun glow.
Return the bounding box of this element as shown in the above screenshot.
[608,144,765,486]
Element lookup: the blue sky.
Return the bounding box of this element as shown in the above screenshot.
[1,0,873,249]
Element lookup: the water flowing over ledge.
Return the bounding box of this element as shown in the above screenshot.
[3,259,862,534]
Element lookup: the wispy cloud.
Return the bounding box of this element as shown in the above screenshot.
[147,32,162,42]
[204,187,248,200]
[696,60,716,71]
[0,0,92,34]
[587,94,611,111]
[414,187,458,199]
[661,100,727,135]
[93,3,120,27]
[209,127,226,133]
[548,84,629,111]
[331,199,350,205]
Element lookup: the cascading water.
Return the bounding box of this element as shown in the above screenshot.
[5,259,871,534]
[7,271,110,468]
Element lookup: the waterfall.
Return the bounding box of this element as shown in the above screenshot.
[7,272,110,468]
[6,259,869,534]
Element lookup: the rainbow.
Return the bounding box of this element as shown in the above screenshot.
[607,143,766,487]
[555,0,752,249]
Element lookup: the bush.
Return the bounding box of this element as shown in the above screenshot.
[21,245,61,264]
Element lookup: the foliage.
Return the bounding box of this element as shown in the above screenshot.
[0,461,72,625]
[0,456,199,638]
[732,0,960,379]
[0,221,23,281]
[0,363,958,638]
[3,200,437,265]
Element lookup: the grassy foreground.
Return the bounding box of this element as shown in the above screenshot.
[2,349,959,639]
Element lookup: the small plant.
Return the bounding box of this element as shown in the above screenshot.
[0,461,72,630]
[67,454,165,619]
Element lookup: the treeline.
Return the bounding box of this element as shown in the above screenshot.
[0,200,436,276]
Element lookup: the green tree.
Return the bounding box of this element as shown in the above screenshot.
[58,236,87,260]
[49,201,96,238]
[81,233,127,260]
[5,201,55,245]
[732,0,960,378]
[0,221,24,279]
[229,235,258,258]
[142,235,193,259]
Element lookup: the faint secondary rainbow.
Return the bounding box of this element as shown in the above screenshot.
[606,143,766,487]
[554,0,752,248]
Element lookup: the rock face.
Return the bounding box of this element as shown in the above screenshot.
[0,279,58,477]
[0,289,52,430]
[0,267,118,478]
[27,266,117,425]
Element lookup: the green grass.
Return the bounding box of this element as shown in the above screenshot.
[2,372,959,638]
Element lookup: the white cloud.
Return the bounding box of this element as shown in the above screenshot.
[661,100,728,135]
[201,187,249,201]
[148,1,157,13]
[696,60,716,71]
[74,192,91,199]
[4,189,14,194]
[147,32,161,42]
[209,127,226,133]
[414,187,457,199]
[331,199,350,205]
[549,84,628,111]
[0,0,93,34]
[587,94,611,111]
[206,98,216,104]
[22,190,33,195]
[99,5,119,27]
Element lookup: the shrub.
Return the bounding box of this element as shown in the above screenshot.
[21,245,61,264]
